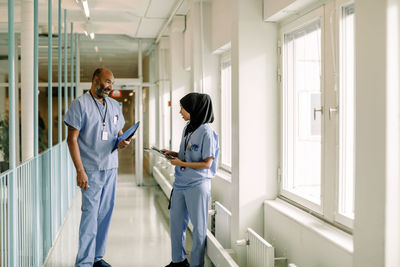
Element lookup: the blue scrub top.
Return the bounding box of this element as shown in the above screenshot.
[64,92,125,171]
[174,123,219,189]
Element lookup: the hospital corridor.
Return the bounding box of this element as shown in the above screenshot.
[1,0,400,267]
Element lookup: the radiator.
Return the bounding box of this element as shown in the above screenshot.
[247,228,274,267]
[215,201,232,249]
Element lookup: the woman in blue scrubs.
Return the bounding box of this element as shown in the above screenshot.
[163,93,219,267]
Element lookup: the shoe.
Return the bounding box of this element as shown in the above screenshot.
[93,259,112,267]
[165,258,190,267]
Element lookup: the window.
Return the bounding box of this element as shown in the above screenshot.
[220,53,232,171]
[282,18,322,209]
[280,2,355,229]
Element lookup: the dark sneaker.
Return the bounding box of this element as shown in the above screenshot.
[165,258,190,267]
[93,259,111,267]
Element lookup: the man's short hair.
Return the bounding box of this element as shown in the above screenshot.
[92,68,104,82]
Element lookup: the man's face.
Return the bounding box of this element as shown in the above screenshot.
[95,70,114,98]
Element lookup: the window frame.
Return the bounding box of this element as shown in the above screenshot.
[279,6,326,215]
[335,0,355,229]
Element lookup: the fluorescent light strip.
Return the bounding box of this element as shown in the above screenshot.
[82,0,90,18]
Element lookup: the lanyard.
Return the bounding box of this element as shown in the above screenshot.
[183,132,194,162]
[89,91,107,127]
[181,132,193,171]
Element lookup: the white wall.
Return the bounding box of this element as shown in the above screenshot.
[264,200,353,267]
[211,0,231,52]
[353,1,387,266]
[385,1,400,266]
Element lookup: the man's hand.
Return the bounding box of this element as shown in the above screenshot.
[77,169,89,190]
[118,137,132,149]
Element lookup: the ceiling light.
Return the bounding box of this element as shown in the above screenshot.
[84,30,88,36]
[129,92,134,96]
[94,46,98,52]
[124,98,128,102]
[82,0,90,18]
[89,32,95,40]
[99,56,103,62]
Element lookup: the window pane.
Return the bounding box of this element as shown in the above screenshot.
[338,4,355,219]
[283,19,322,205]
[221,59,232,169]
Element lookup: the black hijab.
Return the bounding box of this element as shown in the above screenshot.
[180,92,214,136]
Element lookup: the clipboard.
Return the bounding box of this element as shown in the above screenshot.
[144,146,175,159]
[112,121,140,152]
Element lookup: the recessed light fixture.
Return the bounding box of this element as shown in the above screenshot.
[89,32,95,40]
[94,46,98,52]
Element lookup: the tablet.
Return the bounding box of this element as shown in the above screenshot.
[112,121,140,152]
[144,146,175,159]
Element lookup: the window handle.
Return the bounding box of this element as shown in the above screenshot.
[313,107,323,120]
[329,106,338,120]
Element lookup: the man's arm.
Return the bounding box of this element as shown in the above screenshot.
[66,126,89,190]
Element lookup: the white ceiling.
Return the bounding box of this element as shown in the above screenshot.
[0,0,189,82]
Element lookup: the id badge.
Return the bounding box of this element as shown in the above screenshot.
[102,131,108,141]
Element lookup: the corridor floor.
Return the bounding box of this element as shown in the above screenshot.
[44,173,177,267]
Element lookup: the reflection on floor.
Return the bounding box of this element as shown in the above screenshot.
[44,174,183,267]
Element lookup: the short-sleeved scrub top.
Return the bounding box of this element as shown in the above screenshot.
[64,92,125,171]
[173,123,219,189]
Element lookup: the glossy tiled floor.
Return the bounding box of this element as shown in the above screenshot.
[44,174,176,267]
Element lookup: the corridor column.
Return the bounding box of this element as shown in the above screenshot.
[70,23,74,101]
[135,40,143,185]
[156,38,170,149]
[168,16,190,149]
[230,0,278,265]
[354,0,400,266]
[8,0,18,264]
[21,0,34,161]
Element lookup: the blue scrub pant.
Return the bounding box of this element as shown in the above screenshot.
[170,180,211,267]
[75,168,117,267]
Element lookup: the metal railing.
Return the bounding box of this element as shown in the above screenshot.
[0,141,76,267]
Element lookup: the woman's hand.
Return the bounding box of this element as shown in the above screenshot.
[167,157,184,166]
[162,149,178,157]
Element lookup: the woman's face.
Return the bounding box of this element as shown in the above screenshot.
[180,105,190,121]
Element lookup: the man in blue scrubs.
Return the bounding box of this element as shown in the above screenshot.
[64,68,131,267]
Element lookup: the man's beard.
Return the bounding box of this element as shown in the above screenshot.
[95,84,109,98]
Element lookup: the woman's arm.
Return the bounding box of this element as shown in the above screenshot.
[168,157,213,169]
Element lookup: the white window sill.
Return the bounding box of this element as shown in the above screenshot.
[264,198,353,254]
[216,169,232,183]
